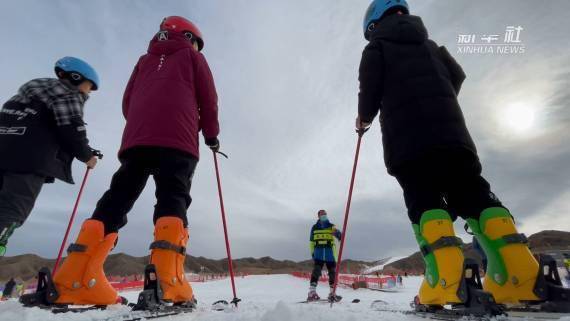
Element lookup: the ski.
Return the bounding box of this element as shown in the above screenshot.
[211,299,230,311]
[109,307,194,321]
[50,304,108,314]
[297,296,344,304]
[372,301,570,321]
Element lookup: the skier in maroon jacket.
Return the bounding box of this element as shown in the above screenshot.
[50,16,220,306]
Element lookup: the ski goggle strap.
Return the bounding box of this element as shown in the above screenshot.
[183,31,201,50]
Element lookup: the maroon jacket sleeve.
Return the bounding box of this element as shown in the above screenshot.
[194,53,220,139]
[122,59,141,119]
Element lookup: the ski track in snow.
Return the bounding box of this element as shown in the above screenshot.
[2,275,569,321]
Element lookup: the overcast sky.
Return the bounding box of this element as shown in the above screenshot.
[1,0,569,261]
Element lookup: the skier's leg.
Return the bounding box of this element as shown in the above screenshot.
[446,157,541,304]
[326,261,337,289]
[53,149,151,305]
[310,260,325,287]
[394,164,447,224]
[151,149,197,226]
[308,260,324,300]
[0,222,17,257]
[326,261,340,301]
[0,172,45,256]
[395,161,464,306]
[91,149,152,233]
[149,149,198,303]
[413,209,465,305]
[466,206,541,304]
[52,219,119,305]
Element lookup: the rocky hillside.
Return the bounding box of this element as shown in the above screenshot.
[0,253,369,282]
[382,230,570,275]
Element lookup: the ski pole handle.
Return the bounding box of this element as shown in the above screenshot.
[216,150,229,159]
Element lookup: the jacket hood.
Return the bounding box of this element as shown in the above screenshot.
[370,14,428,44]
[148,31,195,55]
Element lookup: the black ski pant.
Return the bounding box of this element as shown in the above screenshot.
[0,171,45,232]
[393,149,504,224]
[92,146,198,234]
[310,260,336,288]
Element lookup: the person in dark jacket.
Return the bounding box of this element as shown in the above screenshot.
[1,278,16,300]
[0,57,100,257]
[51,16,220,307]
[307,209,341,302]
[357,0,548,308]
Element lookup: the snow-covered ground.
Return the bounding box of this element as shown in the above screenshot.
[0,274,422,321]
[3,274,570,321]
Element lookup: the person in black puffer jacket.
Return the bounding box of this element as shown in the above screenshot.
[357,0,548,309]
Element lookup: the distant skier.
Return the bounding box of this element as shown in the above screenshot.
[2,278,16,300]
[0,57,100,257]
[564,254,570,287]
[46,16,220,306]
[15,282,24,297]
[308,209,342,302]
[357,0,565,311]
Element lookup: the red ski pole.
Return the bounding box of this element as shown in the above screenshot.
[330,131,364,307]
[53,151,102,276]
[213,150,240,307]
[52,167,91,276]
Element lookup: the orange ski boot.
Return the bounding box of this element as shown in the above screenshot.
[149,216,194,303]
[52,219,120,305]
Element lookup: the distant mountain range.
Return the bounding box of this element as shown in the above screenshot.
[0,253,369,282]
[1,230,568,282]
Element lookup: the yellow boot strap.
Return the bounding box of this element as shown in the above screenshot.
[420,236,464,256]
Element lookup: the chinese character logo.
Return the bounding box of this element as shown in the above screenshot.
[457,26,525,55]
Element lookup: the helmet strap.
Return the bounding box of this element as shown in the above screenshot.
[57,71,85,87]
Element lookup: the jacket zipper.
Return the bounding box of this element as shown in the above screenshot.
[157,54,166,71]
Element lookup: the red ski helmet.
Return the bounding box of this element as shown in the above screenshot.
[160,16,204,51]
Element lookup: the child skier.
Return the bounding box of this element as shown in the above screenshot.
[357,0,568,312]
[44,16,220,307]
[308,209,342,302]
[0,57,100,256]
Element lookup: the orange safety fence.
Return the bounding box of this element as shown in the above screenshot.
[22,273,247,294]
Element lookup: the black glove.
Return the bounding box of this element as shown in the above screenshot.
[92,149,104,159]
[205,137,220,152]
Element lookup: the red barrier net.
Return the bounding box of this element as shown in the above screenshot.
[290,272,398,290]
[110,273,236,292]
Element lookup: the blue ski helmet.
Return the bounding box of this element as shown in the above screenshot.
[363,0,409,40]
[54,56,100,90]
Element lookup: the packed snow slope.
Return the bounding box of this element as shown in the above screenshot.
[4,274,569,321]
[0,274,422,321]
